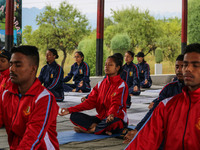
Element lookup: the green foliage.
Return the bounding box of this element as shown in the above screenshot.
[78,33,110,76]
[104,17,114,28]
[156,17,181,62]
[22,25,34,45]
[22,2,90,68]
[188,0,200,43]
[104,6,181,62]
[111,33,131,53]
[155,47,163,63]
[110,6,159,53]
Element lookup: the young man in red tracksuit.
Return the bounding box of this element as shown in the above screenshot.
[125,43,200,150]
[60,55,129,135]
[0,49,11,92]
[0,46,59,150]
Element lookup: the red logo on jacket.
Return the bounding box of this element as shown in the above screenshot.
[23,106,31,116]
[111,92,117,97]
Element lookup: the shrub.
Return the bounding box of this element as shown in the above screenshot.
[155,47,163,63]
[78,39,110,76]
[111,33,131,53]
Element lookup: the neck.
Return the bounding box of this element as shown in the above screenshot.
[107,73,118,77]
[48,59,55,64]
[77,61,82,66]
[188,84,200,92]
[18,77,36,95]
[126,62,131,65]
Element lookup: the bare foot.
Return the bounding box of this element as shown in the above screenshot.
[123,129,138,144]
[105,131,112,135]
[73,126,87,133]
[78,90,83,93]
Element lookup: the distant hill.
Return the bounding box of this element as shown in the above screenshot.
[22,7,181,32]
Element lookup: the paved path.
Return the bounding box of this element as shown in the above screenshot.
[0,85,163,150]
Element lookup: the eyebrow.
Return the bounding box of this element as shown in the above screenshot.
[183,61,200,63]
[10,61,22,64]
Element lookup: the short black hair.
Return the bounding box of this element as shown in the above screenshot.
[184,43,200,55]
[126,51,135,58]
[75,51,84,61]
[11,45,39,67]
[176,54,184,61]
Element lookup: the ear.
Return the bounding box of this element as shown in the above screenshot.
[31,65,38,74]
[116,65,120,72]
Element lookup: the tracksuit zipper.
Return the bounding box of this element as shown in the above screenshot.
[10,94,21,130]
[182,91,191,150]
[103,82,110,119]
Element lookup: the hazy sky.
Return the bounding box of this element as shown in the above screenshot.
[22,0,182,17]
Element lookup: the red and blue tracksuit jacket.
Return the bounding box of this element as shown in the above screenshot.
[126,86,200,150]
[39,61,64,101]
[0,68,10,93]
[68,74,129,124]
[137,61,152,87]
[122,62,140,95]
[0,79,59,150]
[135,80,185,131]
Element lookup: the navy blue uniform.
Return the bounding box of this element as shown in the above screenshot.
[135,80,185,131]
[123,62,141,95]
[63,61,91,92]
[38,61,64,102]
[137,61,152,88]
[120,70,132,107]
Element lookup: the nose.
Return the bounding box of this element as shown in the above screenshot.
[10,64,15,72]
[178,66,182,72]
[184,63,193,72]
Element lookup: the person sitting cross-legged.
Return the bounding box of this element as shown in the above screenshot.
[59,55,129,135]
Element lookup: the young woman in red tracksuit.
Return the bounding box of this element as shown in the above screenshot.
[59,55,129,135]
[0,49,11,92]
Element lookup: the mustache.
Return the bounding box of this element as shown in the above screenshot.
[176,73,183,76]
[183,73,194,78]
[10,72,17,77]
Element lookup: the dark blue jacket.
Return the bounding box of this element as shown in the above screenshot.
[135,80,185,131]
[63,61,90,86]
[38,61,64,101]
[137,61,152,83]
[122,62,140,88]
[120,70,128,82]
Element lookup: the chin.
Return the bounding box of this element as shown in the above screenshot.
[11,79,18,84]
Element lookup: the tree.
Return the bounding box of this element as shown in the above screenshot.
[111,33,131,53]
[188,0,200,43]
[26,2,90,68]
[110,6,159,53]
[156,17,181,62]
[78,33,110,76]
[22,25,34,45]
